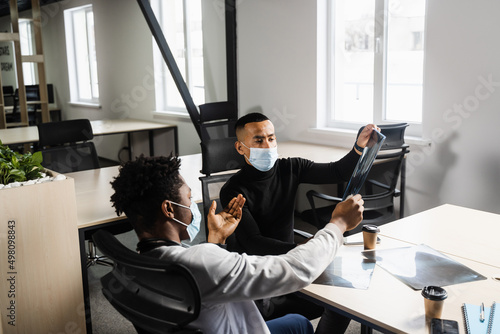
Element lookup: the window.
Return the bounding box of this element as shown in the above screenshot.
[19,19,36,85]
[151,0,204,113]
[326,0,426,135]
[64,5,99,106]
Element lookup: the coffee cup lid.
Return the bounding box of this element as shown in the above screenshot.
[421,286,448,301]
[362,225,380,233]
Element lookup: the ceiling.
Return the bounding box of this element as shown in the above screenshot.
[0,0,63,18]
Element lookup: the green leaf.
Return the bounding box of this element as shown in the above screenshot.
[0,142,44,185]
[7,169,26,182]
[31,151,43,165]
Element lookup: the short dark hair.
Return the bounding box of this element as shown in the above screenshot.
[110,154,182,230]
[235,112,270,132]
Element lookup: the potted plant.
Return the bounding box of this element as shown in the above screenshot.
[0,140,44,187]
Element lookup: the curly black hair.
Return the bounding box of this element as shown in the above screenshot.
[110,154,182,231]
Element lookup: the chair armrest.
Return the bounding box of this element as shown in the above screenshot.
[306,189,343,203]
[365,179,391,191]
[293,229,313,239]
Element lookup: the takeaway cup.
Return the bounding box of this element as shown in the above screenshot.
[362,224,380,250]
[422,286,448,319]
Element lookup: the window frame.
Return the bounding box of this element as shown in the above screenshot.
[64,4,100,107]
[151,0,205,114]
[18,19,37,85]
[324,0,424,137]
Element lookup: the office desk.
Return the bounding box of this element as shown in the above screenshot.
[0,118,178,156]
[299,205,500,333]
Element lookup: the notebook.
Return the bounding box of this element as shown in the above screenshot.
[488,302,499,334]
[462,303,491,334]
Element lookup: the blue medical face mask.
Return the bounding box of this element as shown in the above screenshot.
[240,142,279,172]
[169,201,202,241]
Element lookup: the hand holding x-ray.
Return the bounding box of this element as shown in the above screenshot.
[342,129,386,200]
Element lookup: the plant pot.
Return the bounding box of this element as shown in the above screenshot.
[0,171,86,333]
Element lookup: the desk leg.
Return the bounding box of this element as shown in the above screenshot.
[149,130,154,156]
[173,126,179,155]
[360,324,373,334]
[79,229,93,334]
[400,158,406,218]
[149,127,178,156]
[127,133,132,161]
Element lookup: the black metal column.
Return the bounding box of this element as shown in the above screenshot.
[137,0,201,139]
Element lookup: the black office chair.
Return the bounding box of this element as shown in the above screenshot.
[37,119,100,173]
[301,123,410,236]
[199,172,238,239]
[92,229,202,334]
[37,119,132,267]
[8,88,39,125]
[198,101,245,176]
[197,101,245,239]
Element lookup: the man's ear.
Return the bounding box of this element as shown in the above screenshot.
[235,141,245,156]
[161,200,175,219]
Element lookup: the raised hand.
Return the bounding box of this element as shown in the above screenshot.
[207,194,246,244]
[356,124,381,151]
[329,194,364,233]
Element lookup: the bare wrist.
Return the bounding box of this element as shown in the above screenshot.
[207,232,226,244]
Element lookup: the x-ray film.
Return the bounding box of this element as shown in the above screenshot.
[343,129,386,200]
[362,244,487,290]
[314,247,376,289]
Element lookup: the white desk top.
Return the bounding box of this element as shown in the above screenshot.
[89,118,176,135]
[68,154,202,228]
[302,244,499,334]
[0,118,176,145]
[379,204,500,268]
[301,204,500,333]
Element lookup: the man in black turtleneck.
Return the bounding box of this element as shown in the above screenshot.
[220,112,378,334]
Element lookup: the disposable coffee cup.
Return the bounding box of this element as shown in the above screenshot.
[421,286,447,319]
[362,225,380,250]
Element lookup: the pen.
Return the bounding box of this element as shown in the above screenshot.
[480,302,485,322]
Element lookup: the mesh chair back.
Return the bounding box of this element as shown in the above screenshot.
[198,101,238,141]
[200,138,244,175]
[93,230,201,334]
[198,102,245,175]
[37,119,94,147]
[40,142,99,173]
[37,119,100,173]
[199,172,237,238]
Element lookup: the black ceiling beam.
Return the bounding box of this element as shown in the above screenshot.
[137,0,202,139]
[0,0,64,17]
[225,0,238,109]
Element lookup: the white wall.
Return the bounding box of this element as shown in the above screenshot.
[4,0,499,216]
[236,0,500,216]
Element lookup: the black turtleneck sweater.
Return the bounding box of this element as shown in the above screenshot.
[220,149,360,256]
